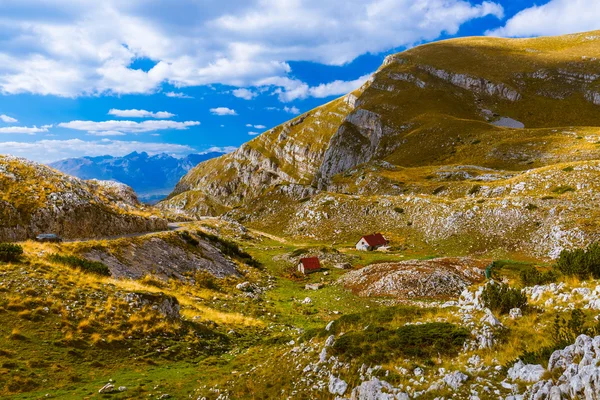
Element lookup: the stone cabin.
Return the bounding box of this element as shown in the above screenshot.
[298,257,321,274]
[356,233,389,251]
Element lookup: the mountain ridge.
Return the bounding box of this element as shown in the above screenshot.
[159,30,600,258]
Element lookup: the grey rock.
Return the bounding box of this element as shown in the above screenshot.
[329,375,348,395]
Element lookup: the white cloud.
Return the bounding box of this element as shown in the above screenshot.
[283,106,300,115]
[201,146,237,154]
[0,0,503,97]
[233,88,258,100]
[487,0,600,37]
[108,109,176,118]
[275,73,373,102]
[58,120,200,134]
[165,91,194,99]
[210,107,237,116]
[0,138,195,163]
[87,130,126,137]
[248,131,260,136]
[246,123,266,129]
[0,125,49,135]
[0,114,18,123]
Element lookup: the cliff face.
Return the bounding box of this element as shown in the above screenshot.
[0,155,168,241]
[161,31,600,257]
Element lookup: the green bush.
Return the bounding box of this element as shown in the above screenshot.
[179,231,199,246]
[393,207,405,214]
[520,267,559,286]
[481,283,527,314]
[468,185,481,195]
[552,185,576,195]
[196,231,261,268]
[555,242,600,279]
[432,186,446,195]
[330,322,468,364]
[48,254,110,276]
[0,243,23,263]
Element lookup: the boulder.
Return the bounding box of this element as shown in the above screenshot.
[507,360,546,382]
[443,371,469,390]
[509,308,523,319]
[329,375,348,396]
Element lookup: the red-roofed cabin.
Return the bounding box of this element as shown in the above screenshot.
[298,257,321,274]
[356,233,389,251]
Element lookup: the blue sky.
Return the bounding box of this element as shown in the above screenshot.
[0,0,598,162]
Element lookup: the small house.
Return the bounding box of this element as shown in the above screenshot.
[355,233,388,251]
[298,257,321,274]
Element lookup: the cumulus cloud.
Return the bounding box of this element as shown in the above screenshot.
[487,0,600,37]
[233,88,258,100]
[165,91,194,99]
[0,125,49,135]
[58,120,200,135]
[283,106,300,115]
[201,146,237,154]
[275,73,373,102]
[0,0,504,97]
[0,114,18,123]
[246,123,266,129]
[210,107,237,116]
[0,138,196,163]
[108,109,176,118]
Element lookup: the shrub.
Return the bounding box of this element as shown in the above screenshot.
[48,254,110,276]
[552,185,576,195]
[520,267,559,286]
[562,166,574,172]
[0,243,23,263]
[393,207,405,214]
[196,231,261,268]
[555,242,600,279]
[481,283,527,314]
[468,185,481,195]
[525,203,538,211]
[179,231,199,246]
[432,186,446,195]
[330,322,468,364]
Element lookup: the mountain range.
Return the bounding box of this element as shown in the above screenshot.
[49,151,225,203]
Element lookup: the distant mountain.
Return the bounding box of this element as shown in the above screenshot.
[49,151,224,203]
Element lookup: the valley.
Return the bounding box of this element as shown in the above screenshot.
[1,30,600,399]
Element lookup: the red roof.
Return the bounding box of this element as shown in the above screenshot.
[300,257,321,270]
[361,233,388,247]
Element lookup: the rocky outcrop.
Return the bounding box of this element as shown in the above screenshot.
[0,155,168,241]
[125,291,181,320]
[516,335,600,399]
[419,65,521,101]
[81,233,239,280]
[339,257,487,299]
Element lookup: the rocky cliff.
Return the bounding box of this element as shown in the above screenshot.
[0,155,168,241]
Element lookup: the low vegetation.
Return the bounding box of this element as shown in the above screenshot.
[331,322,469,364]
[0,243,23,263]
[47,253,111,276]
[555,242,600,279]
[481,282,527,314]
[196,230,261,268]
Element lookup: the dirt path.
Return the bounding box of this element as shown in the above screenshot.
[248,228,289,244]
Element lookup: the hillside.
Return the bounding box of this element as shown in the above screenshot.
[49,151,225,203]
[0,155,169,241]
[161,30,600,258]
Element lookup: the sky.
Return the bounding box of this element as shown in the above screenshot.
[0,0,599,163]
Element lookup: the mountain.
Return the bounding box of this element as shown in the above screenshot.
[160,30,600,258]
[0,155,168,241]
[49,151,225,203]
